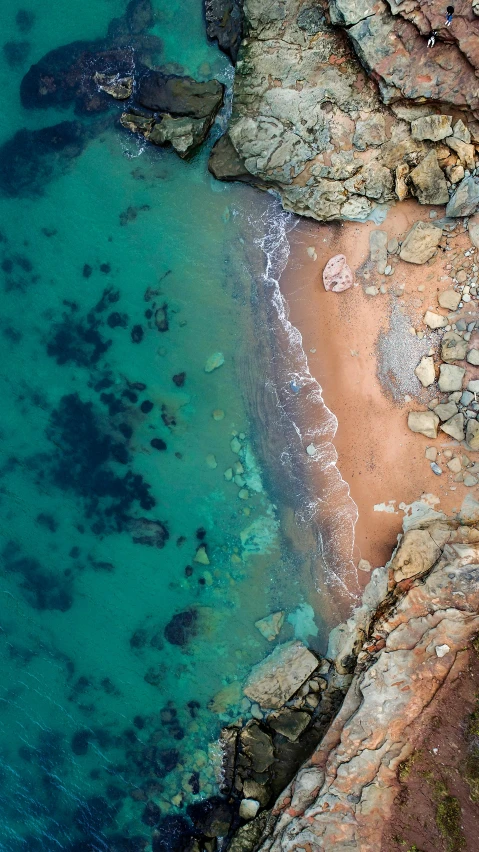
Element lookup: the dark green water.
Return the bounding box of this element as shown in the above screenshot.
[0,0,355,849]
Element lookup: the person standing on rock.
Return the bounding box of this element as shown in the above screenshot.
[427,30,437,47]
[445,5,454,25]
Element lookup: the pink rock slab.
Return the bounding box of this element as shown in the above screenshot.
[322,254,353,292]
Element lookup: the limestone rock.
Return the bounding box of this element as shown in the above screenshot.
[446,176,479,218]
[322,255,354,292]
[453,119,471,144]
[407,410,439,439]
[243,641,318,709]
[438,289,461,311]
[467,419,479,450]
[446,137,475,170]
[414,355,435,387]
[440,413,465,442]
[409,151,449,206]
[467,349,479,366]
[441,332,467,362]
[438,364,465,392]
[254,611,285,642]
[423,310,447,330]
[410,114,452,142]
[389,528,440,582]
[395,163,409,201]
[369,230,388,274]
[268,710,311,742]
[399,222,442,264]
[352,114,386,150]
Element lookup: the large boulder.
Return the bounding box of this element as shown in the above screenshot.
[138,71,224,118]
[389,528,441,582]
[409,151,449,206]
[243,641,318,709]
[399,221,442,264]
[322,255,354,292]
[446,176,479,218]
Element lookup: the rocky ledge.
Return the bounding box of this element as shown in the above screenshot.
[210,0,479,221]
[219,497,479,851]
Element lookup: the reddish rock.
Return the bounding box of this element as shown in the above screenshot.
[322,255,354,292]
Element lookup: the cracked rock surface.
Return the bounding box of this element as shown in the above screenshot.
[249,503,479,851]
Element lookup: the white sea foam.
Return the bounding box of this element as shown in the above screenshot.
[252,201,361,603]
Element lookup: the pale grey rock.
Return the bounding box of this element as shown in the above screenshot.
[446,137,475,169]
[467,419,479,450]
[399,222,442,264]
[468,380,479,393]
[410,114,452,142]
[446,176,479,217]
[407,410,439,438]
[468,214,479,250]
[205,352,225,372]
[434,401,458,421]
[414,355,435,387]
[239,799,260,820]
[438,364,465,392]
[440,412,465,441]
[387,237,399,254]
[438,289,461,311]
[453,119,471,144]
[369,230,388,274]
[352,114,386,150]
[409,151,449,206]
[468,349,479,366]
[243,641,318,709]
[423,310,448,329]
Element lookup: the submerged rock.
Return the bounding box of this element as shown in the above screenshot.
[255,611,285,641]
[204,352,225,372]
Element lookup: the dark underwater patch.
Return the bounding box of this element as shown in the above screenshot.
[3,41,30,68]
[0,121,86,197]
[164,609,198,647]
[47,306,112,367]
[16,9,35,33]
[2,541,73,611]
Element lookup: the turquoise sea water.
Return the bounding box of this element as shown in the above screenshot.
[0,0,354,849]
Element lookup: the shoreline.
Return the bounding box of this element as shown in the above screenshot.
[279,200,476,572]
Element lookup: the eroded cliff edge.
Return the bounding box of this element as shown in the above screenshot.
[209,0,479,221]
[222,498,479,852]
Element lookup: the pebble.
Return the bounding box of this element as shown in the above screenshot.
[425,447,437,462]
[212,409,225,420]
[230,437,242,453]
[417,285,425,292]
[464,474,478,487]
[365,286,379,296]
[447,457,462,473]
[306,444,317,456]
[307,246,318,261]
[206,454,218,469]
[430,462,442,476]
[384,265,392,275]
[224,468,233,481]
[238,488,249,500]
[205,352,225,373]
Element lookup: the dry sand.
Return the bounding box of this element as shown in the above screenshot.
[280,200,479,573]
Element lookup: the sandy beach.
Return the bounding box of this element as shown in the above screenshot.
[280,200,479,573]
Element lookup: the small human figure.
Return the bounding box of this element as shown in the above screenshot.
[427,30,437,47]
[445,5,454,25]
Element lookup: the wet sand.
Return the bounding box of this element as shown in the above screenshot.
[280,200,477,572]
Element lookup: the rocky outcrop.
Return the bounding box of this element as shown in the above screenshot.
[204,0,244,62]
[210,0,479,221]
[236,502,479,852]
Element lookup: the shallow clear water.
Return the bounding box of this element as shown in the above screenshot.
[0,1,343,849]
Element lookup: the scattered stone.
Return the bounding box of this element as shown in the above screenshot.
[409,151,449,205]
[430,462,442,476]
[435,643,451,658]
[468,213,479,250]
[254,611,285,642]
[224,467,233,481]
[387,237,399,254]
[358,558,373,572]
[414,355,435,387]
[440,413,465,441]
[438,290,461,311]
[243,641,318,709]
[238,488,249,500]
[434,401,458,421]
[369,230,388,274]
[447,457,462,473]
[438,364,465,392]
[307,246,317,260]
[423,310,448,330]
[410,114,452,142]
[239,799,260,821]
[425,447,437,462]
[213,409,225,420]
[462,391,474,406]
[407,410,439,439]
[446,137,475,170]
[441,332,467,362]
[267,710,311,742]
[231,436,242,453]
[467,349,479,365]
[466,419,479,450]
[464,474,479,486]
[446,176,479,217]
[206,454,217,469]
[365,286,379,296]
[322,254,354,292]
[468,380,479,393]
[453,119,471,144]
[205,352,225,372]
[400,222,442,264]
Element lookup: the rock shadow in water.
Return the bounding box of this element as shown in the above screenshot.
[0,121,87,197]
